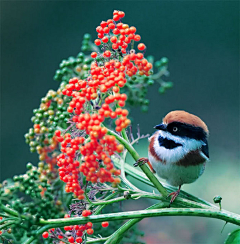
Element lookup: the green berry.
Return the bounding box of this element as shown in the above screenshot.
[164,81,173,89]
[161,57,168,65]
[147,79,154,85]
[83,33,91,40]
[158,87,165,94]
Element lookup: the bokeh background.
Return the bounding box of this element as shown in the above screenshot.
[1,1,239,243]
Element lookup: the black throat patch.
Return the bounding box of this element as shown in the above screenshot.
[158,136,183,149]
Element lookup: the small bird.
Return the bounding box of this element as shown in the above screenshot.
[135,110,209,204]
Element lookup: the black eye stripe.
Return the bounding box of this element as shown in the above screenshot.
[167,122,207,141]
[158,136,182,149]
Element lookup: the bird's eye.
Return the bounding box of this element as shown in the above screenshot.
[172,127,178,132]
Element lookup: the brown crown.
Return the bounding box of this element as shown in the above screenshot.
[163,110,209,134]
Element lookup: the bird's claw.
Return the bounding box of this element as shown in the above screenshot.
[134,157,149,167]
[168,186,181,206]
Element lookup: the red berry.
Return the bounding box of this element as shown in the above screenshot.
[118,100,125,107]
[94,39,101,46]
[113,15,120,21]
[64,226,71,231]
[108,23,115,29]
[118,11,125,18]
[130,26,137,33]
[82,210,91,217]
[136,53,144,59]
[55,130,61,137]
[68,236,75,243]
[91,52,97,58]
[104,50,111,58]
[113,28,120,35]
[87,228,94,235]
[121,48,126,54]
[102,36,109,43]
[98,33,104,38]
[138,43,146,51]
[112,43,119,50]
[76,237,83,243]
[103,27,110,33]
[86,222,93,228]
[120,94,127,101]
[101,221,109,228]
[110,36,117,43]
[134,34,141,42]
[42,232,49,238]
[96,26,103,33]
[100,21,107,28]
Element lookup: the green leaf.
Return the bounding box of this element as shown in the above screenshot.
[225,229,240,244]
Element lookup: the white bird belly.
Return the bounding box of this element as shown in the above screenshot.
[149,154,206,186]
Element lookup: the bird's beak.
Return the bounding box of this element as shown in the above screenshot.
[154,123,167,131]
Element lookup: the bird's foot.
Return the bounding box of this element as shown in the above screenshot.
[134,158,156,173]
[134,157,149,167]
[168,186,181,206]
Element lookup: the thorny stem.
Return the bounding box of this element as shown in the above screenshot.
[86,192,165,206]
[26,208,240,232]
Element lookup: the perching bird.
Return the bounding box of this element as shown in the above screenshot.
[135,110,209,204]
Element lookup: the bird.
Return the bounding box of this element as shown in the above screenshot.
[135,110,209,204]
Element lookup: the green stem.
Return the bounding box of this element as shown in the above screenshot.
[86,237,109,243]
[0,217,18,225]
[0,203,28,220]
[0,220,15,230]
[36,208,240,227]
[121,128,130,143]
[107,128,168,197]
[86,193,165,206]
[24,236,34,244]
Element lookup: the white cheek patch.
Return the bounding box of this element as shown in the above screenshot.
[153,130,204,164]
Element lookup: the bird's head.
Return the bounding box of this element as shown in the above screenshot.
[154,110,209,142]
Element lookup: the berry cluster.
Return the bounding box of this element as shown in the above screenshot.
[56,119,122,199]
[55,9,158,200]
[0,163,64,242]
[24,89,71,177]
[93,10,152,77]
[42,211,109,243]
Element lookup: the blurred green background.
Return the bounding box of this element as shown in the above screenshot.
[1,1,239,243]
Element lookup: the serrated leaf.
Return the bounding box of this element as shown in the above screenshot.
[225,229,240,244]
